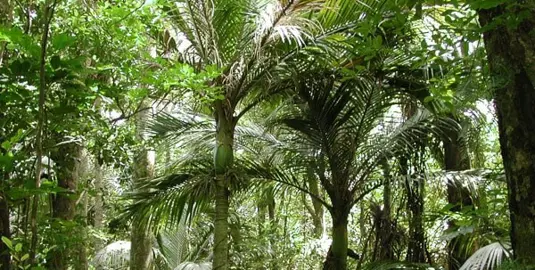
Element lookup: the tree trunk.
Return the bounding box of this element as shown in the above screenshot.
[213,100,235,270]
[373,159,394,261]
[76,151,89,270]
[308,168,324,237]
[443,118,473,270]
[48,140,83,270]
[0,1,12,265]
[0,0,12,67]
[93,159,104,249]
[478,3,535,264]
[401,157,426,263]
[0,172,10,270]
[130,102,155,270]
[267,195,277,269]
[323,205,349,270]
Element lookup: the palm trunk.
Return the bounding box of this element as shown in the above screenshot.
[323,206,349,270]
[48,141,83,270]
[130,101,155,270]
[478,4,535,264]
[213,100,235,270]
[443,118,472,270]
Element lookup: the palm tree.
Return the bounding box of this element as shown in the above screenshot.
[154,1,382,268]
[244,70,453,269]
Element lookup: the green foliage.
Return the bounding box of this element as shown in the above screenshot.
[1,237,31,269]
[0,0,517,269]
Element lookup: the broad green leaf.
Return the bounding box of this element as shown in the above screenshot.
[20,254,29,261]
[15,243,22,252]
[52,33,76,51]
[1,237,13,250]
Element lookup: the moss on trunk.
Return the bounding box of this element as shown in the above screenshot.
[48,140,83,270]
[479,3,535,264]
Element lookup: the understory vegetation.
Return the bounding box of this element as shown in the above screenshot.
[1,0,534,269]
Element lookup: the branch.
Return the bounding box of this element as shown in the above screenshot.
[30,0,59,264]
[111,97,149,123]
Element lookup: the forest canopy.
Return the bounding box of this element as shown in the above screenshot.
[1,0,535,270]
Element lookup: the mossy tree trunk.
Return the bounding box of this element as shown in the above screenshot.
[213,100,235,270]
[478,3,535,264]
[130,101,155,270]
[48,140,83,270]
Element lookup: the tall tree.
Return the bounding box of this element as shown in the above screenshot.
[477,1,535,264]
[0,1,12,268]
[130,100,155,269]
[257,71,446,270]
[155,1,364,268]
[48,139,83,269]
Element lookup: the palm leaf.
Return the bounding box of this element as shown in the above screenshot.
[460,242,511,270]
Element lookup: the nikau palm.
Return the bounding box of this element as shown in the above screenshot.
[157,1,374,269]
[244,71,453,269]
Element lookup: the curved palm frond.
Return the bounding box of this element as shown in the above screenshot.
[158,226,189,269]
[361,261,436,270]
[460,242,511,270]
[91,241,131,269]
[355,110,457,183]
[175,262,212,270]
[124,169,213,231]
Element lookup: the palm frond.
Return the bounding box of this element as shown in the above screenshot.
[158,226,189,269]
[355,109,457,188]
[175,262,212,270]
[460,242,511,270]
[361,261,436,270]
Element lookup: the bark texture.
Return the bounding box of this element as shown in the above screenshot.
[130,102,155,270]
[48,140,83,270]
[478,3,535,264]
